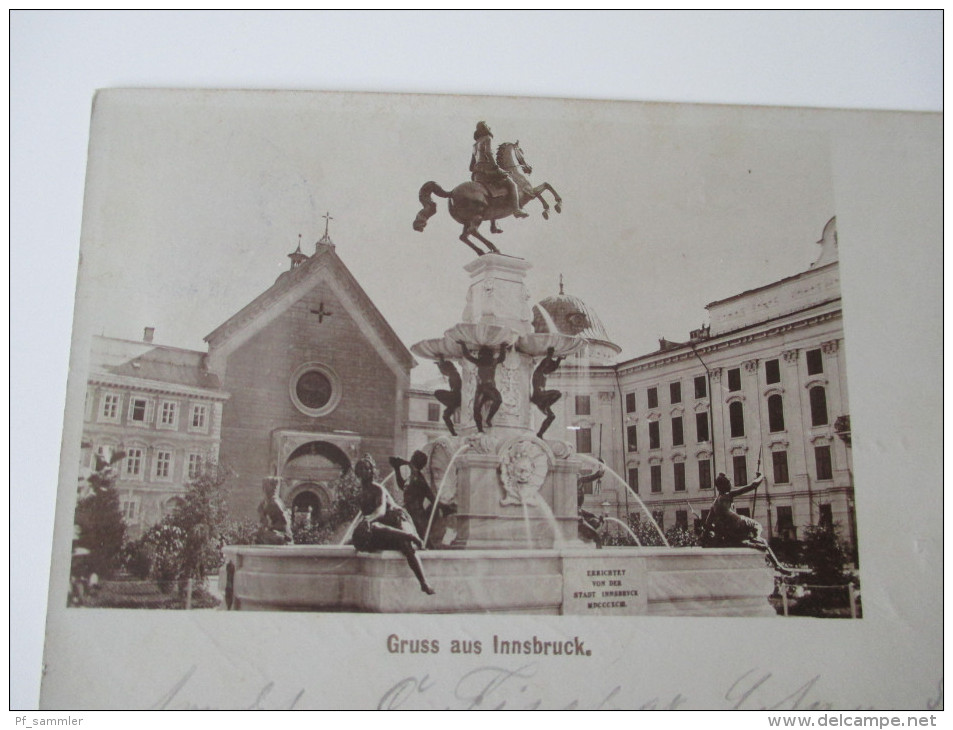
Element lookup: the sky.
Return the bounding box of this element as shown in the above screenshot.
[76,89,835,382]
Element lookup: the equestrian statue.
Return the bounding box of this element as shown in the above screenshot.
[413,121,562,256]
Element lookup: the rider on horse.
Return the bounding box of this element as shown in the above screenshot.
[470,122,529,219]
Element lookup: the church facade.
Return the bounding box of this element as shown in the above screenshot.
[78,233,415,533]
[203,234,415,522]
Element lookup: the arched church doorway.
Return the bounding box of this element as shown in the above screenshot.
[289,485,328,527]
[280,441,350,527]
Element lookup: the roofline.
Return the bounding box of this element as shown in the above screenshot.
[92,334,207,358]
[615,297,841,371]
[705,260,838,310]
[88,371,230,399]
[203,244,416,369]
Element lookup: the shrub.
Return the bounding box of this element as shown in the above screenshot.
[74,452,127,579]
[222,518,259,546]
[801,524,852,587]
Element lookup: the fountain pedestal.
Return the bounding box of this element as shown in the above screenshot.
[418,254,584,550]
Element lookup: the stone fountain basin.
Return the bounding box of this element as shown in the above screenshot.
[516,333,586,357]
[410,336,458,360]
[444,323,519,349]
[410,330,584,360]
[220,544,776,616]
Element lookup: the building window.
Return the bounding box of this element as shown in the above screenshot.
[187,453,203,480]
[158,401,178,429]
[650,465,662,493]
[776,505,796,540]
[648,421,660,449]
[815,445,833,480]
[100,392,120,422]
[673,462,686,491]
[190,403,208,431]
[727,368,741,392]
[95,444,114,466]
[671,416,684,446]
[124,448,143,478]
[767,394,785,432]
[575,427,592,454]
[810,386,829,426]
[129,397,149,424]
[765,359,781,385]
[675,510,688,532]
[670,381,681,404]
[625,392,636,413]
[626,424,638,452]
[729,401,745,438]
[627,467,639,493]
[575,395,591,416]
[155,450,173,480]
[579,474,596,496]
[427,403,440,422]
[652,510,664,530]
[694,375,707,399]
[698,459,712,489]
[647,387,658,409]
[736,507,751,518]
[696,411,710,442]
[772,451,790,484]
[121,498,139,522]
[806,348,823,375]
[732,455,748,487]
[819,503,834,530]
[289,362,342,417]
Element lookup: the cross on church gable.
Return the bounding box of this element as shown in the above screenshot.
[309,301,334,323]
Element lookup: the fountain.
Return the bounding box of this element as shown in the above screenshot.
[221,253,776,616]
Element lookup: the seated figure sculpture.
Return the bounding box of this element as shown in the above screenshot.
[256,477,293,545]
[702,472,790,574]
[389,451,439,546]
[351,453,435,595]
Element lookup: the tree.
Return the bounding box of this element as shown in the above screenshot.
[801,524,852,586]
[74,449,127,579]
[169,461,231,584]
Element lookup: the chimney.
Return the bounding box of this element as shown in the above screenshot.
[143,327,155,343]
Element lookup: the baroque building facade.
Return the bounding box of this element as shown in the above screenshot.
[79,333,229,537]
[615,217,853,549]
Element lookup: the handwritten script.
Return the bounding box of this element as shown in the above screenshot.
[148,664,942,710]
[149,666,304,710]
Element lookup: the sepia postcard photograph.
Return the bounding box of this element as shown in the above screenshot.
[15,11,941,714]
[39,86,942,710]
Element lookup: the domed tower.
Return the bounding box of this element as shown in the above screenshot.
[531,276,622,365]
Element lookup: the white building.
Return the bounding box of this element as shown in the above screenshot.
[615,217,853,547]
[80,331,229,536]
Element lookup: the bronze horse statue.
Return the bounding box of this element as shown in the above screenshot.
[413,142,562,256]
